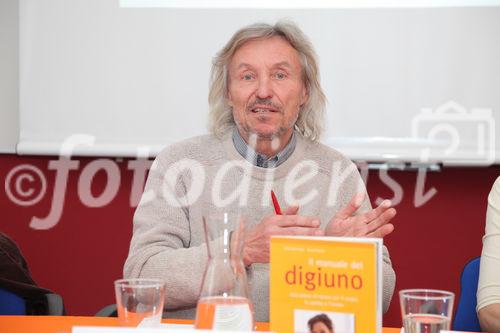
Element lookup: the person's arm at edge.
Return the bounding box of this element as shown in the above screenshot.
[477,176,500,333]
[479,304,500,333]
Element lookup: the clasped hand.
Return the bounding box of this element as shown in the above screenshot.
[241,193,396,266]
[325,192,396,238]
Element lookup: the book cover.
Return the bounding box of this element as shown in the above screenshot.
[270,236,382,333]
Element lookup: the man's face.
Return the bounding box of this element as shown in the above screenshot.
[227,36,308,146]
[311,322,333,333]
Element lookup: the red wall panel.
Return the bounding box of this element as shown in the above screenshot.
[1,154,498,327]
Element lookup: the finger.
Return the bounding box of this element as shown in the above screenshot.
[367,208,396,230]
[367,223,394,238]
[282,226,325,236]
[334,192,365,220]
[366,208,396,234]
[358,199,393,224]
[283,205,299,215]
[276,215,320,228]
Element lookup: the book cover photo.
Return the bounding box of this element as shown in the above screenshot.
[270,236,382,333]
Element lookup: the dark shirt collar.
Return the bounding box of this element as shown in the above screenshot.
[232,128,296,168]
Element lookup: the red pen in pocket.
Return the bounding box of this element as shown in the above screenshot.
[271,190,282,215]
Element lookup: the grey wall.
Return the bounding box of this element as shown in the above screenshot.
[0,0,18,153]
[17,1,500,164]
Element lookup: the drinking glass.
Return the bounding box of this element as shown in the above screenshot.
[400,289,455,333]
[114,278,165,327]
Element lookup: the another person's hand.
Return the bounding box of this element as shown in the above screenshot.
[242,206,324,266]
[325,193,396,238]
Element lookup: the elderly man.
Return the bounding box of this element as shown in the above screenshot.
[124,21,396,322]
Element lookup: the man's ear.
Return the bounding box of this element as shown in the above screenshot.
[226,90,234,107]
[300,85,309,107]
[224,72,235,107]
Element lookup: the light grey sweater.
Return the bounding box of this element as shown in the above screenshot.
[478,176,500,311]
[124,131,396,322]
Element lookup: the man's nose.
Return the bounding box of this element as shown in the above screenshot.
[256,76,273,99]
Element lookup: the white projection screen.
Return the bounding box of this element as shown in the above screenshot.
[18,0,500,165]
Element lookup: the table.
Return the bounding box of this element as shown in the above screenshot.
[0,316,402,333]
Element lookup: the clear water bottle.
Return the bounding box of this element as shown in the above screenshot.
[195,212,254,331]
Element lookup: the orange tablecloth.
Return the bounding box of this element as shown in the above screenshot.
[0,316,401,333]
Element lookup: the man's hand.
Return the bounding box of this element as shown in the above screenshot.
[326,193,396,238]
[242,206,324,266]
